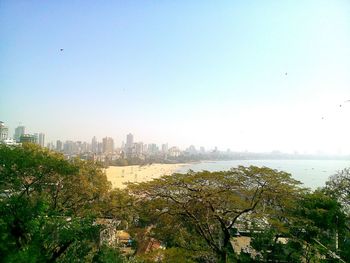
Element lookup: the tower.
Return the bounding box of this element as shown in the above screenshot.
[14,125,25,142]
[126,133,134,149]
[0,121,9,141]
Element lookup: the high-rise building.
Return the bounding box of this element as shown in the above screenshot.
[97,142,103,154]
[102,137,114,154]
[56,140,63,152]
[14,125,25,142]
[0,121,9,141]
[147,143,158,155]
[135,142,144,156]
[161,143,168,153]
[126,133,134,149]
[187,145,197,154]
[38,133,45,147]
[63,141,76,154]
[91,136,97,153]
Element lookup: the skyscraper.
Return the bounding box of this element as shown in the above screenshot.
[102,137,114,154]
[14,125,25,142]
[56,140,63,152]
[161,143,168,153]
[38,133,45,147]
[0,121,9,141]
[126,133,134,149]
[91,136,97,153]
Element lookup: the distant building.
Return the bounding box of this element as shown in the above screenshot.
[34,133,39,144]
[135,142,143,155]
[187,145,197,154]
[97,142,103,154]
[169,147,181,157]
[14,125,25,142]
[38,133,45,147]
[0,121,9,142]
[161,143,168,153]
[102,137,114,154]
[147,143,158,155]
[63,141,76,154]
[2,138,18,146]
[20,134,36,143]
[56,140,63,152]
[126,133,134,149]
[91,136,97,153]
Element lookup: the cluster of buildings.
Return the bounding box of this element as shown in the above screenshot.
[0,121,192,163]
[55,133,183,162]
[1,120,236,164]
[0,121,45,147]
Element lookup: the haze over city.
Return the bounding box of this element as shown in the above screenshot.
[1,1,350,154]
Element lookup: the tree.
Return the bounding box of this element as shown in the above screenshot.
[128,166,303,262]
[0,143,126,262]
[323,169,350,261]
[325,168,350,213]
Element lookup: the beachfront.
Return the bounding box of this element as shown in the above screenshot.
[105,163,187,189]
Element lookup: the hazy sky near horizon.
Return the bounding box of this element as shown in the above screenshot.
[1,1,350,153]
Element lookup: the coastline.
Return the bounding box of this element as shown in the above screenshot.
[105,163,188,189]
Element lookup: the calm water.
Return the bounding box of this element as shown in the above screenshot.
[176,160,350,189]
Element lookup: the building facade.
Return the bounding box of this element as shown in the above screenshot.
[102,137,114,154]
[0,121,9,142]
[14,125,25,142]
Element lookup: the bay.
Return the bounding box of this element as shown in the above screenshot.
[176,159,350,189]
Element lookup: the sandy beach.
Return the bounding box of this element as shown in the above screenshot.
[106,163,188,189]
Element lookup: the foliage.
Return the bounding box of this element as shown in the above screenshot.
[2,143,349,263]
[0,143,125,262]
[128,166,304,262]
[325,168,350,213]
[92,245,126,263]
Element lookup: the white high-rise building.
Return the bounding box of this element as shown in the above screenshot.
[38,133,45,147]
[91,136,97,153]
[0,121,9,141]
[161,143,168,153]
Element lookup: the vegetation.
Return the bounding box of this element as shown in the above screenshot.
[0,143,349,262]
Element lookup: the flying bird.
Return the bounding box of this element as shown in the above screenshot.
[60,48,64,52]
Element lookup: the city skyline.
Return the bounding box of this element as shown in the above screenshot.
[1,1,350,154]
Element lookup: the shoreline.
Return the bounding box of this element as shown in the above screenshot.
[105,163,188,189]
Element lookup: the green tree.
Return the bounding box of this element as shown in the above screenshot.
[0,143,126,262]
[325,168,350,213]
[128,166,303,262]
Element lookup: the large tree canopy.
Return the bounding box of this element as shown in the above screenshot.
[0,143,125,262]
[128,166,304,262]
[325,168,350,214]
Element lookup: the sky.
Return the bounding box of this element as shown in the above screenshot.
[1,1,350,153]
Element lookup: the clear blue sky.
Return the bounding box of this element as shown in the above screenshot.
[1,1,350,153]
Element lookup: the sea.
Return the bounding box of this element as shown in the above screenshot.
[175,159,350,189]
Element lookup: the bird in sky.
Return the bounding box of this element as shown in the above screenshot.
[60,48,64,51]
